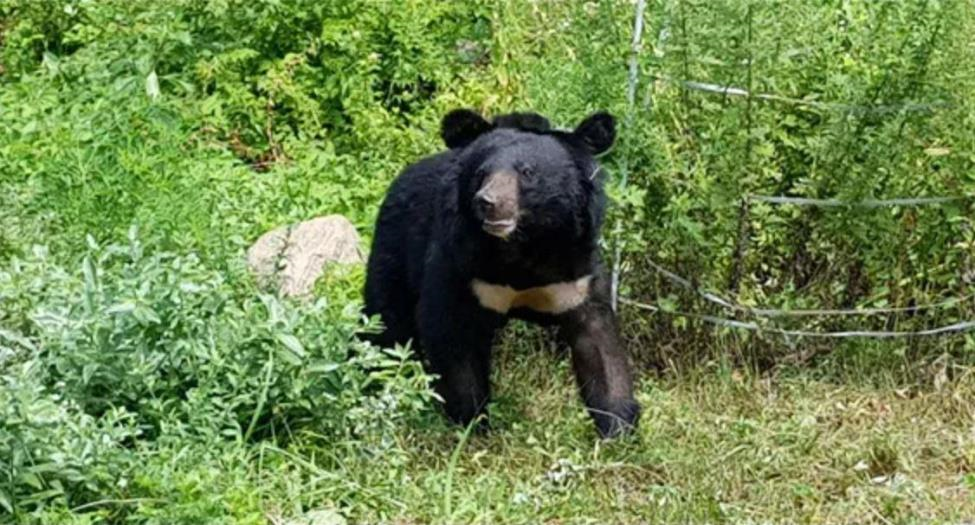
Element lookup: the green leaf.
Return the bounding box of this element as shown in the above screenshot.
[133,306,162,324]
[0,488,12,513]
[146,70,161,100]
[106,302,137,315]
[0,329,36,352]
[277,333,306,359]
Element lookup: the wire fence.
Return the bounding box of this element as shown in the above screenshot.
[610,0,648,313]
[620,192,974,340]
[652,76,953,115]
[619,297,975,339]
[620,193,974,339]
[640,256,974,318]
[614,1,973,342]
[623,255,975,339]
[748,195,967,208]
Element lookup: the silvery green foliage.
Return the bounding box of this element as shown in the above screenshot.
[0,232,433,515]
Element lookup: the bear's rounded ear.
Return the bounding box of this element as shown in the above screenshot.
[441,109,493,149]
[572,111,616,155]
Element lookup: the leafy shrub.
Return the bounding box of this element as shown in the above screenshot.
[0,231,434,517]
[0,360,138,516]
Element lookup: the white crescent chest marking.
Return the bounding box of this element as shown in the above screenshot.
[471,275,593,315]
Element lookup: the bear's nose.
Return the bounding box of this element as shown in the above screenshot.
[474,192,497,215]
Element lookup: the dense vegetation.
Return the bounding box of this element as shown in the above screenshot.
[1,1,973,523]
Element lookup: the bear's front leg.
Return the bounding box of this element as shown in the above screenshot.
[559,272,640,438]
[418,271,504,429]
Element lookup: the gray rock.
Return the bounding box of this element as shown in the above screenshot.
[247,215,365,297]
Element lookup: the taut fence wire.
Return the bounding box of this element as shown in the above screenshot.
[619,297,975,339]
[652,75,953,114]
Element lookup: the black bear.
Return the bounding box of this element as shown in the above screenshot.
[363,109,640,438]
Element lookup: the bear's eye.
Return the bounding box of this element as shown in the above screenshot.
[518,164,536,180]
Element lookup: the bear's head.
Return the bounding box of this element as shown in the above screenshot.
[441,109,615,242]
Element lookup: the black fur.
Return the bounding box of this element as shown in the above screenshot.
[364,110,639,438]
[490,111,551,133]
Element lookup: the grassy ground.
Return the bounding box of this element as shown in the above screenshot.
[273,329,975,524]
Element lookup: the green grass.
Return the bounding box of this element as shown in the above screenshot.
[269,334,975,524]
[121,332,975,524]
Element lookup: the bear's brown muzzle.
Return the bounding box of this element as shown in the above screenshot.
[474,169,519,238]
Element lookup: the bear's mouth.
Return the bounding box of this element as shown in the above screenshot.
[482,219,517,239]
